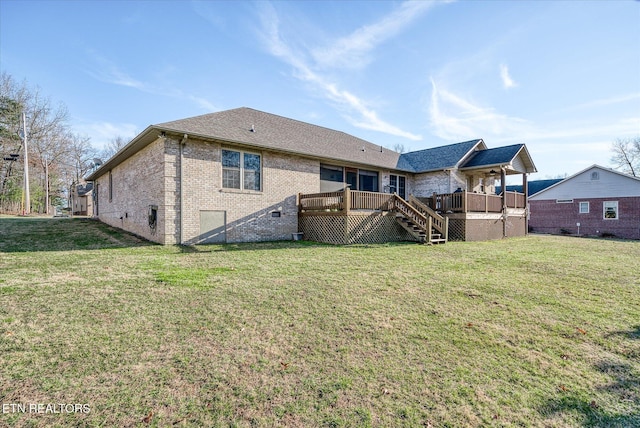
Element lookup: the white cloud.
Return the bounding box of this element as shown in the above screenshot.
[74,121,138,150]
[312,1,438,70]
[429,78,530,141]
[257,2,423,141]
[499,64,517,89]
[85,51,216,112]
[560,92,640,112]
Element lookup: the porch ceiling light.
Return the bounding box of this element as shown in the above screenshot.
[489,169,498,176]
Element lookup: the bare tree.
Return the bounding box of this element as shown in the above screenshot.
[101,135,129,161]
[0,71,96,213]
[392,143,406,154]
[611,137,639,177]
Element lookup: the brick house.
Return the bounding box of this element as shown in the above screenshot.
[86,107,536,244]
[528,165,640,239]
[71,181,93,216]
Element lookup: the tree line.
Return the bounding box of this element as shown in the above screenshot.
[0,72,125,214]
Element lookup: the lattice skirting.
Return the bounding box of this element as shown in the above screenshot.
[299,213,416,244]
[447,218,466,241]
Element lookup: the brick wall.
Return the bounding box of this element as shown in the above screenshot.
[94,137,168,243]
[529,197,640,240]
[179,138,319,244]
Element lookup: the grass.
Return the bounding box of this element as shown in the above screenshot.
[0,216,638,427]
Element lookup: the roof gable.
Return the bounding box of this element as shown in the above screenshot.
[398,139,484,173]
[530,165,640,199]
[460,144,537,173]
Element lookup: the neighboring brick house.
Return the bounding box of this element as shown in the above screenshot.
[86,107,536,244]
[528,165,640,239]
[71,181,93,215]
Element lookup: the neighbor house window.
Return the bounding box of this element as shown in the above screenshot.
[603,201,618,219]
[222,149,261,191]
[591,171,599,180]
[579,201,589,214]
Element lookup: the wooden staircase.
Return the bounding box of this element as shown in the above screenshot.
[392,194,448,245]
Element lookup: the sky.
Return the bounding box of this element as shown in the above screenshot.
[1,0,639,182]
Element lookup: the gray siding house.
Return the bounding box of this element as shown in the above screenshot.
[86,107,537,244]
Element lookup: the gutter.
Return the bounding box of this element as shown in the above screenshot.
[179,133,188,245]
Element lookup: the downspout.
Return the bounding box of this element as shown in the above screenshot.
[179,134,188,245]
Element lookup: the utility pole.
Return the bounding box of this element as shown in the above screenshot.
[44,156,49,215]
[21,112,30,215]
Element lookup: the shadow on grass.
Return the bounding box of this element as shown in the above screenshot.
[0,217,155,252]
[179,239,419,254]
[540,359,640,427]
[605,325,640,341]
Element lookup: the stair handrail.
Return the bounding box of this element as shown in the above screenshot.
[409,195,448,240]
[393,194,429,231]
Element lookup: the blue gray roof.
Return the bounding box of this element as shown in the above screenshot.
[461,144,524,168]
[398,140,483,173]
[497,179,564,196]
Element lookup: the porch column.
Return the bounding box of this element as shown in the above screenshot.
[501,167,507,238]
[522,173,529,235]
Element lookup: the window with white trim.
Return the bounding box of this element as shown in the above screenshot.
[579,201,589,214]
[603,201,618,219]
[222,149,261,191]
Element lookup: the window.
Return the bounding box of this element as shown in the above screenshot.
[108,170,113,202]
[222,149,261,191]
[320,164,344,192]
[579,201,589,214]
[358,169,379,192]
[591,171,599,180]
[389,174,406,199]
[603,201,618,219]
[556,199,573,203]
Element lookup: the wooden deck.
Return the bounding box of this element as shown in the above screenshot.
[298,189,527,244]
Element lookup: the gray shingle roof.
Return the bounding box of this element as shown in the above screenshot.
[156,107,404,170]
[88,107,535,180]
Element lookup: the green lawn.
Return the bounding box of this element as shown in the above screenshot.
[0,216,638,427]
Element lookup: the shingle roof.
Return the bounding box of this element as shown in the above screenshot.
[460,144,524,168]
[397,140,483,173]
[156,107,404,170]
[87,107,535,180]
[496,179,563,196]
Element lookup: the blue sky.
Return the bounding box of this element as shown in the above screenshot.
[1,0,639,181]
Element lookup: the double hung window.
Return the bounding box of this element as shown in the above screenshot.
[222,149,261,191]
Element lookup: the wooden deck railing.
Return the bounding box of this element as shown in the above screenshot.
[409,195,448,240]
[299,189,394,212]
[427,190,526,213]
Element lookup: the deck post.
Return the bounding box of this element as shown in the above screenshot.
[297,192,302,213]
[463,190,467,213]
[344,187,351,213]
[432,192,437,211]
[501,168,507,238]
[444,217,449,242]
[427,216,432,244]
